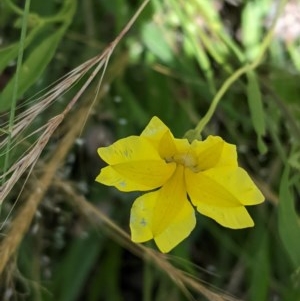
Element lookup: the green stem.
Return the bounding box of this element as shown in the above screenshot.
[3,0,24,16]
[143,258,153,301]
[192,0,287,138]
[194,64,250,135]
[2,0,31,184]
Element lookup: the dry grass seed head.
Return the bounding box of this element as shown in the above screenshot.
[0,49,129,276]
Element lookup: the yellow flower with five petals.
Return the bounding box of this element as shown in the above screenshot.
[96,116,264,253]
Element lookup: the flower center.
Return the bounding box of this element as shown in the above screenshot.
[166,152,199,172]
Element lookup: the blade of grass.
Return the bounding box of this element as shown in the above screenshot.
[47,231,104,301]
[142,22,174,63]
[0,26,42,73]
[241,1,263,60]
[278,166,300,270]
[2,0,31,186]
[249,225,270,301]
[167,0,216,94]
[0,0,77,112]
[246,70,267,154]
[0,25,72,111]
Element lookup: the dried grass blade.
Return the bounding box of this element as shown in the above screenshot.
[0,52,128,273]
[60,183,243,301]
[0,0,150,204]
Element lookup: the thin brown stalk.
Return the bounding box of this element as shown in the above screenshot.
[0,113,79,274]
[0,52,129,275]
[58,181,243,301]
[0,0,150,203]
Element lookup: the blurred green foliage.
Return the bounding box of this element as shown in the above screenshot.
[1,0,300,300]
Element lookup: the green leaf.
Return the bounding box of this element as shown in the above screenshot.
[0,44,20,72]
[44,231,103,301]
[249,227,270,301]
[0,25,43,73]
[0,25,67,112]
[88,242,123,301]
[246,70,267,153]
[278,166,300,270]
[241,1,262,60]
[257,135,268,154]
[288,152,300,171]
[142,22,173,63]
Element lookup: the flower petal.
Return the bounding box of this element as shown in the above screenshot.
[154,198,196,253]
[186,168,241,207]
[215,137,238,167]
[98,136,162,165]
[195,203,254,229]
[158,130,177,159]
[192,136,238,170]
[141,116,170,141]
[96,160,176,192]
[173,138,191,153]
[186,166,264,207]
[141,116,178,159]
[191,136,225,170]
[130,192,155,242]
[130,165,196,253]
[206,166,264,205]
[96,135,176,191]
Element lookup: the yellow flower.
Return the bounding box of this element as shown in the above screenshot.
[96,116,264,253]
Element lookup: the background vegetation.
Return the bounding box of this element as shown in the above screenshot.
[0,0,300,300]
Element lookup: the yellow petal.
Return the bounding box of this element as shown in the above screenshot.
[191,136,224,170]
[215,137,238,167]
[154,198,196,253]
[96,160,176,192]
[192,136,238,170]
[186,166,264,207]
[130,192,155,242]
[186,168,241,207]
[141,116,170,141]
[205,166,264,205]
[141,116,177,153]
[141,117,190,161]
[173,138,191,153]
[98,136,162,165]
[130,165,196,253]
[196,203,254,229]
[158,130,177,159]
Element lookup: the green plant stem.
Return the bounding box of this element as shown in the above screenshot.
[143,259,153,301]
[3,0,24,15]
[192,0,287,138]
[2,0,31,184]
